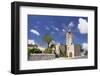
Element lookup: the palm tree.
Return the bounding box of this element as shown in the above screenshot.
[44,34,53,48]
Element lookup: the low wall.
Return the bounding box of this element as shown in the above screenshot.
[28,54,56,61]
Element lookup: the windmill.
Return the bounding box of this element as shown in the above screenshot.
[64,22,81,58]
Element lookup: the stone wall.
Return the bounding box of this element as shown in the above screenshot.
[74,44,81,56]
[28,54,55,61]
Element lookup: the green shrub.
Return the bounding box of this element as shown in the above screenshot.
[44,48,52,54]
[28,47,42,54]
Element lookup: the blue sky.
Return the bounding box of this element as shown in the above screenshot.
[28,15,88,47]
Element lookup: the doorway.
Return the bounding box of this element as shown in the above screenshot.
[69,52,72,57]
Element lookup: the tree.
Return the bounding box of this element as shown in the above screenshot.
[44,34,53,48]
[28,47,42,54]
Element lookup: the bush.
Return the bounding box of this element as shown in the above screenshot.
[44,48,52,54]
[28,47,42,54]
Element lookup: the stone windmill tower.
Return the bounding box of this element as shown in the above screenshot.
[66,28,75,58]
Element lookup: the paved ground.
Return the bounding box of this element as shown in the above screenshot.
[53,56,88,60]
[28,54,87,61]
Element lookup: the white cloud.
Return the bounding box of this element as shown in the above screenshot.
[82,43,88,50]
[30,29,40,36]
[51,25,59,31]
[55,27,59,31]
[78,18,88,34]
[62,29,66,32]
[28,39,35,45]
[45,27,50,30]
[68,22,74,27]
